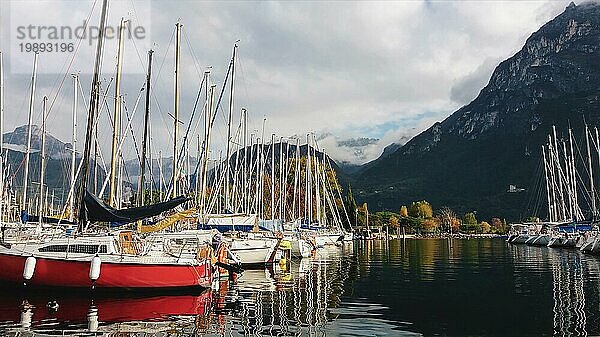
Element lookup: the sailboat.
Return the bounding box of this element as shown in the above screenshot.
[0,0,221,290]
[513,125,598,249]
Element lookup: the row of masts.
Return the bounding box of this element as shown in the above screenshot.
[203,134,349,227]
[542,124,600,223]
[0,0,349,231]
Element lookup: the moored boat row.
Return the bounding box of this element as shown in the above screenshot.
[0,0,356,292]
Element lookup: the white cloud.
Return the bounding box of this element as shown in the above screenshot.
[0,0,572,166]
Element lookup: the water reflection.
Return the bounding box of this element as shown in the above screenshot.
[2,240,600,336]
[0,291,212,335]
[0,244,360,336]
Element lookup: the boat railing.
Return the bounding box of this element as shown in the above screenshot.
[117,231,144,256]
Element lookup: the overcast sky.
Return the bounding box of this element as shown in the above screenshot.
[0,0,573,165]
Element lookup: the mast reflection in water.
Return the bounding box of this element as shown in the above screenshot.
[2,240,600,336]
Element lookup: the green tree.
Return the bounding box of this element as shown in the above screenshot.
[463,212,477,225]
[399,216,423,233]
[460,222,482,233]
[526,216,539,223]
[369,212,384,228]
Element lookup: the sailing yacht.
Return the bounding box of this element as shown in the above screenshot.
[0,0,227,289]
[0,229,215,289]
[514,125,597,249]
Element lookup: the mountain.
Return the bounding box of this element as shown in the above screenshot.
[1,125,112,200]
[354,2,600,221]
[4,125,72,160]
[3,125,76,193]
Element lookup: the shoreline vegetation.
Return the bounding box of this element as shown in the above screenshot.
[346,188,510,236]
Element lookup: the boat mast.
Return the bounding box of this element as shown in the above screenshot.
[306,134,312,225]
[158,150,163,198]
[259,118,266,219]
[225,43,238,211]
[22,52,38,212]
[321,148,328,226]
[77,0,109,225]
[313,138,321,225]
[283,140,290,222]
[242,108,247,214]
[248,133,255,213]
[568,128,578,221]
[547,135,558,221]
[138,49,153,206]
[68,75,78,222]
[293,138,300,221]
[0,52,4,222]
[195,134,200,206]
[93,126,98,195]
[250,135,257,214]
[171,21,182,198]
[279,136,283,222]
[149,123,153,203]
[543,146,552,222]
[217,152,222,212]
[596,127,600,210]
[230,121,242,212]
[186,141,190,196]
[562,141,573,221]
[551,126,566,220]
[38,96,48,226]
[586,124,596,219]
[117,100,124,208]
[271,134,275,220]
[200,81,215,216]
[109,18,126,207]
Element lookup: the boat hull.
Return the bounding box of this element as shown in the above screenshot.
[506,234,519,243]
[547,237,576,248]
[0,253,212,289]
[527,234,551,246]
[290,238,313,258]
[510,234,530,244]
[581,237,600,254]
[314,234,343,247]
[231,246,276,265]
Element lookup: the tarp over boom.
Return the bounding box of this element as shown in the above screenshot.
[83,190,189,223]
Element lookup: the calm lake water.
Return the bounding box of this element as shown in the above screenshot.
[1,238,600,336]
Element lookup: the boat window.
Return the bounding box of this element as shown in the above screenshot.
[39,244,108,254]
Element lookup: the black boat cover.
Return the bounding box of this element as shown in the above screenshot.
[83,190,189,223]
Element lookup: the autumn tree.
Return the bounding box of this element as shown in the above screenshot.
[491,217,508,234]
[408,201,433,218]
[399,205,408,218]
[437,206,457,233]
[422,217,441,233]
[450,217,461,233]
[481,221,491,233]
[389,215,399,229]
